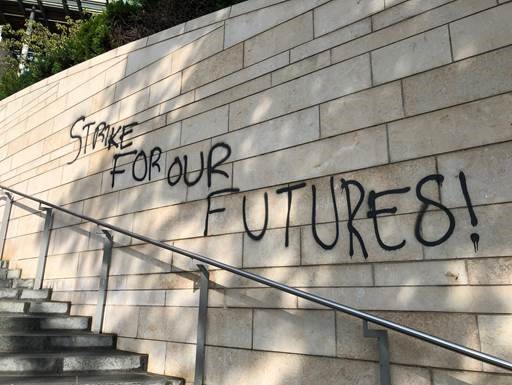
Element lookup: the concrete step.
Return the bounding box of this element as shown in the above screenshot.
[0,270,7,280]
[0,350,147,375]
[0,289,49,300]
[20,289,51,300]
[0,299,69,314]
[7,269,21,279]
[11,278,34,289]
[0,289,20,299]
[0,281,11,289]
[0,300,27,313]
[0,372,184,384]
[29,300,69,314]
[0,313,90,331]
[0,331,115,352]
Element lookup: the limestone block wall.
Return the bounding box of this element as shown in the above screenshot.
[0,0,511,383]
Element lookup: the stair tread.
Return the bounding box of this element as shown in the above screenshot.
[0,372,183,384]
[0,349,141,358]
[0,330,114,336]
[0,299,67,303]
[0,313,86,319]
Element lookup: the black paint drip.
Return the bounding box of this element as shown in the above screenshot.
[459,171,479,253]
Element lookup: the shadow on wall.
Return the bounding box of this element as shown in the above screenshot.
[2,6,512,384]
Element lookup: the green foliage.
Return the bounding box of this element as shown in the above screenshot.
[0,15,109,99]
[0,0,251,100]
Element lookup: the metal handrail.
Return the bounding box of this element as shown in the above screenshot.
[1,184,511,372]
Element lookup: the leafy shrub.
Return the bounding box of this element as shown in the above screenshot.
[0,0,247,100]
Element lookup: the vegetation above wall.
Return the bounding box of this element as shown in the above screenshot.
[0,0,244,100]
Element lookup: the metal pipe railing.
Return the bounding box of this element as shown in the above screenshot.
[1,184,511,372]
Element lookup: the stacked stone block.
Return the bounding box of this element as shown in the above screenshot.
[0,0,511,384]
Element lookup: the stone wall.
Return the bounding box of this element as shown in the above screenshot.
[0,0,511,383]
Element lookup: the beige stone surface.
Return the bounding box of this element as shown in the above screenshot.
[103,305,139,338]
[195,52,289,100]
[331,0,496,64]
[181,105,229,146]
[44,253,79,279]
[125,24,221,76]
[206,308,253,349]
[117,180,186,214]
[336,311,482,370]
[373,0,453,30]
[233,125,388,191]
[224,0,328,47]
[437,141,512,208]
[106,290,166,306]
[182,44,244,93]
[50,224,92,256]
[300,285,512,313]
[209,264,373,288]
[421,204,512,260]
[168,75,272,124]
[389,93,512,162]
[210,288,297,309]
[450,3,512,61]
[215,107,318,161]
[314,0,384,37]
[253,309,335,356]
[320,81,403,137]
[171,27,225,73]
[165,289,199,307]
[137,306,197,342]
[117,337,167,374]
[109,272,194,290]
[165,342,196,380]
[433,370,512,384]
[118,88,150,121]
[115,56,173,102]
[243,227,301,268]
[172,233,243,272]
[291,18,371,63]
[272,51,331,86]
[478,315,512,372]
[403,45,512,116]
[467,257,512,285]
[148,73,181,107]
[244,12,313,67]
[204,346,379,385]
[371,26,452,85]
[109,243,172,275]
[374,260,468,286]
[229,54,371,131]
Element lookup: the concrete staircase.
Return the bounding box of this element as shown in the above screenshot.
[0,261,184,385]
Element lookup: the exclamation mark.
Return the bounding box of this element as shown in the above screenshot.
[458,171,479,252]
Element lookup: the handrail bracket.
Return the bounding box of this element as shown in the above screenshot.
[363,320,391,385]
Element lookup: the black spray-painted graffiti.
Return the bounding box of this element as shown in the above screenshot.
[68,116,480,259]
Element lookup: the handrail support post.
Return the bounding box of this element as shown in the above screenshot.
[194,264,209,385]
[363,320,391,385]
[0,192,13,261]
[34,207,54,290]
[92,230,113,334]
